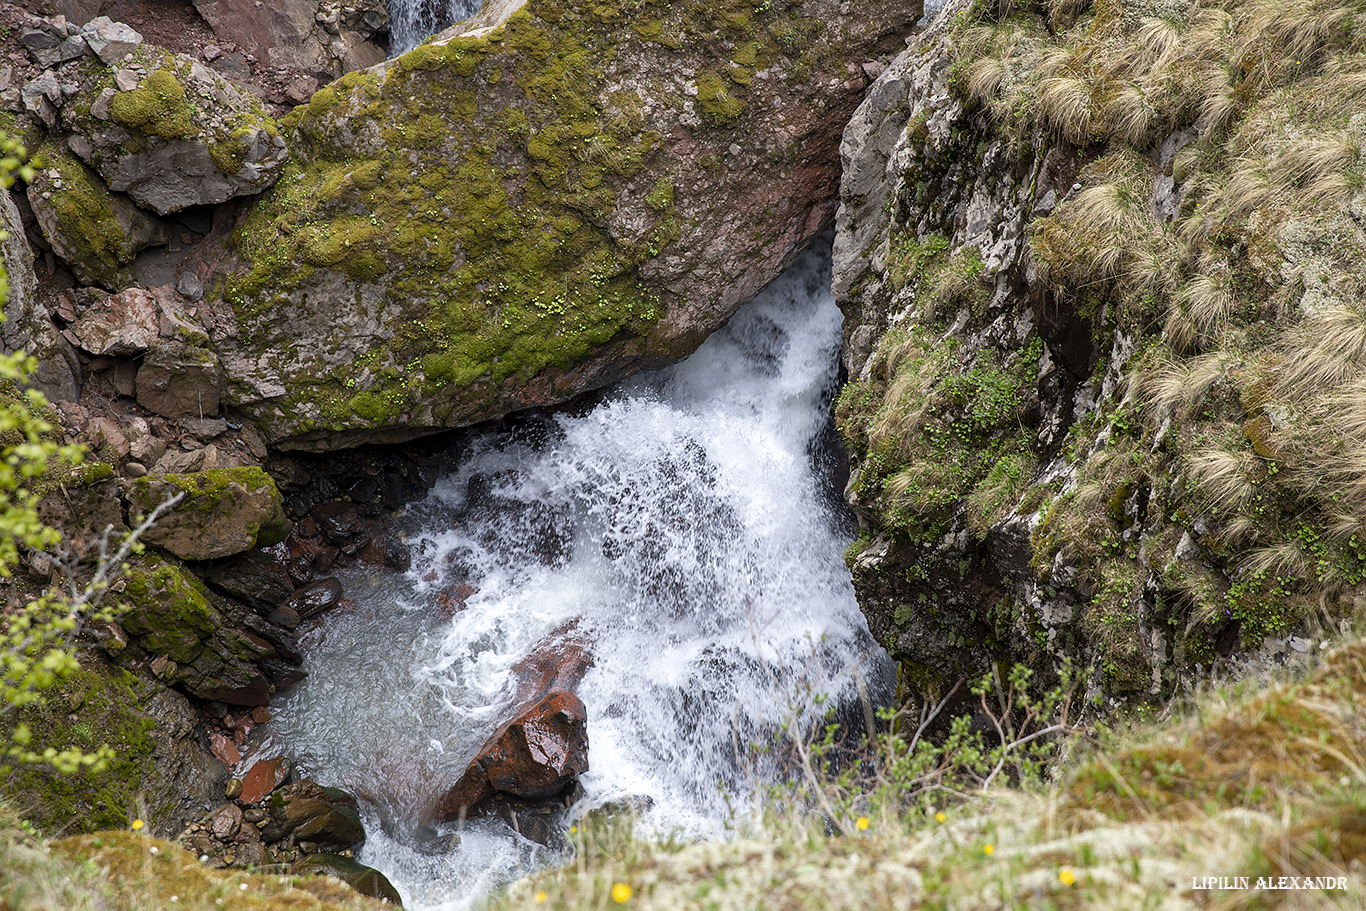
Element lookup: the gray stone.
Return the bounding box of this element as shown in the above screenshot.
[136,340,224,419]
[82,16,143,65]
[177,271,205,301]
[65,287,161,356]
[18,29,60,53]
[190,0,386,79]
[60,54,289,215]
[126,467,288,561]
[0,188,78,402]
[21,72,61,110]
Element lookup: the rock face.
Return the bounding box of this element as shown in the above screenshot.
[189,0,388,78]
[26,142,168,289]
[216,0,922,449]
[833,0,1366,701]
[115,554,303,706]
[56,36,288,214]
[0,187,78,402]
[128,467,290,560]
[435,690,588,821]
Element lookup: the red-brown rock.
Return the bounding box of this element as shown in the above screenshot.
[511,625,595,704]
[238,756,287,805]
[434,690,588,823]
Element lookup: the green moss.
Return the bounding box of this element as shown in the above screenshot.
[128,467,287,547]
[0,661,158,835]
[118,554,216,664]
[108,68,195,140]
[28,143,144,287]
[696,71,745,124]
[644,177,674,211]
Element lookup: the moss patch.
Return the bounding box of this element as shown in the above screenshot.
[0,662,157,836]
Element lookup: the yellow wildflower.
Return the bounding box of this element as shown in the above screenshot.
[855,816,869,831]
[535,890,548,903]
[1059,869,1076,886]
[131,819,144,831]
[934,812,946,823]
[611,882,633,903]
[983,843,995,856]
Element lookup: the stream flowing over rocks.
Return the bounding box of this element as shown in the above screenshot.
[264,244,892,909]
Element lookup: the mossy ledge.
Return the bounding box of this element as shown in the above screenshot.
[215,0,922,451]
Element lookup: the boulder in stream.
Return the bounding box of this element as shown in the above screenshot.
[434,689,589,822]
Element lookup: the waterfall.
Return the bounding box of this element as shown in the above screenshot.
[387,0,484,55]
[267,242,893,910]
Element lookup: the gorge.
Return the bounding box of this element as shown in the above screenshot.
[4,0,1366,908]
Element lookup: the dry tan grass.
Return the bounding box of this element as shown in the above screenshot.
[965,57,1007,102]
[1038,75,1095,144]
[1103,81,1156,148]
[1185,447,1256,517]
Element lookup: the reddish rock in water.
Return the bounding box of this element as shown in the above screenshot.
[434,690,588,822]
[434,581,478,617]
[511,625,595,703]
[237,756,287,805]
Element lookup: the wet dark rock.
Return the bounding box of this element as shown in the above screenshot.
[461,471,573,568]
[292,854,403,906]
[200,547,295,613]
[313,500,365,543]
[262,780,365,851]
[266,605,301,630]
[280,577,343,620]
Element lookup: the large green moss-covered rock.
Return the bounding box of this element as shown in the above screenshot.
[214,0,921,450]
[127,467,289,560]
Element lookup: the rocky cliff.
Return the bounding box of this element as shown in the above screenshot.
[833,0,1366,701]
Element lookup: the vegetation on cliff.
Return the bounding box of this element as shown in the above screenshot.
[837,0,1366,698]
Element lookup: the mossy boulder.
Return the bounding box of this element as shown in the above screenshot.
[25,141,167,289]
[117,554,295,706]
[59,44,287,214]
[0,170,78,403]
[213,0,921,450]
[127,467,290,560]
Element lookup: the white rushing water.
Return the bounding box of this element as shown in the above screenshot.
[269,243,893,909]
[387,0,484,55]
